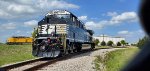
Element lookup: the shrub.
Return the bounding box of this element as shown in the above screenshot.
[94,39,100,46]
[32,28,38,38]
[121,40,126,46]
[107,41,113,46]
[101,41,106,46]
[137,36,149,49]
[117,42,121,46]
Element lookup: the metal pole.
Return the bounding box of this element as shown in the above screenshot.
[55,25,56,37]
[47,24,48,35]
[103,34,104,41]
[36,27,38,37]
[33,28,35,38]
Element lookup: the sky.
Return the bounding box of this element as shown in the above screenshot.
[0,0,145,43]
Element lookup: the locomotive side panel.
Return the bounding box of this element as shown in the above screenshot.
[67,24,87,43]
[66,23,92,43]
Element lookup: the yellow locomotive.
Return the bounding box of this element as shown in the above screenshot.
[7,36,33,45]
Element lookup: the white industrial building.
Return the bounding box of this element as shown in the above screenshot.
[94,35,125,45]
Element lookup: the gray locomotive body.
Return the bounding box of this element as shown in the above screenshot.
[32,10,95,57]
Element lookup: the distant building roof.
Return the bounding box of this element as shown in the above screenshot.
[95,34,124,38]
[99,35,108,37]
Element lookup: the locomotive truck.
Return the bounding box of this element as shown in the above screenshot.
[32,10,95,57]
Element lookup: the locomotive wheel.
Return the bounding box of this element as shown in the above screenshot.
[67,44,71,53]
[73,44,77,53]
[32,45,39,56]
[77,43,82,52]
[65,49,69,55]
[57,51,63,57]
[57,45,64,57]
[91,43,95,50]
[70,43,74,53]
[67,43,73,53]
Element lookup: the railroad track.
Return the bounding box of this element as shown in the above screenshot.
[0,48,105,71]
[0,57,46,71]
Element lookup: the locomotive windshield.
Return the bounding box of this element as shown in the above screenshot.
[55,14,70,19]
[46,14,70,19]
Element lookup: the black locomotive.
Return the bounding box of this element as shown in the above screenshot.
[32,10,95,57]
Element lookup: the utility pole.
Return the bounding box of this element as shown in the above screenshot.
[103,34,104,41]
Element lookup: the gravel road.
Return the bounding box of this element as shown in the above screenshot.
[37,48,125,71]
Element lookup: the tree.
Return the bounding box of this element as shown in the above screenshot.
[32,28,38,38]
[126,43,129,45]
[137,36,149,49]
[117,42,121,46]
[121,40,126,46]
[101,41,106,46]
[131,43,137,46]
[107,41,113,46]
[94,39,100,46]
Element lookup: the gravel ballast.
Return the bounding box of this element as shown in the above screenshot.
[38,48,125,71]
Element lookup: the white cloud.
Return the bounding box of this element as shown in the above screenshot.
[91,17,98,20]
[26,31,31,34]
[47,1,79,9]
[0,23,16,30]
[110,12,138,24]
[107,12,118,17]
[1,0,33,4]
[7,4,36,14]
[78,16,87,21]
[118,30,145,37]
[0,0,36,19]
[24,20,38,27]
[85,21,107,29]
[137,29,145,34]
[16,30,21,33]
[118,30,130,35]
[36,0,79,9]
[0,10,12,18]
[0,0,79,19]
[85,12,138,30]
[117,30,145,43]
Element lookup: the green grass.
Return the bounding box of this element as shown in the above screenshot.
[94,47,139,71]
[0,44,36,66]
[93,56,104,71]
